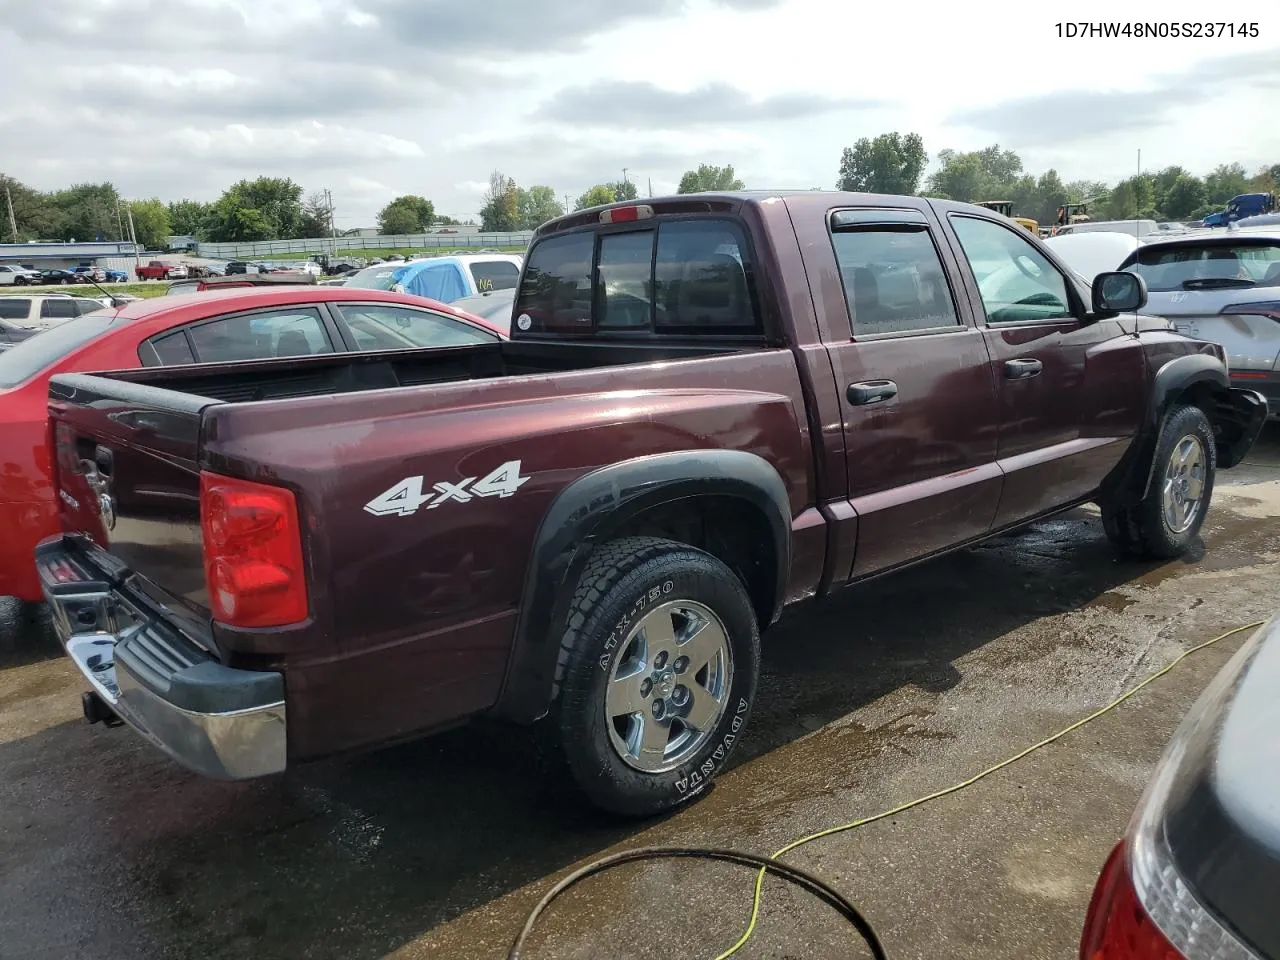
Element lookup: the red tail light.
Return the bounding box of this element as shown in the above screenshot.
[599,204,653,223]
[1081,843,1185,960]
[199,471,309,628]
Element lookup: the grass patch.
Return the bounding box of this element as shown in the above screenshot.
[2,281,168,298]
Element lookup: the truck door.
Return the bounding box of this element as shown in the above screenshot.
[941,211,1146,528]
[799,203,1003,580]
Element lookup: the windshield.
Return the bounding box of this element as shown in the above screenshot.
[1125,241,1280,291]
[0,313,115,388]
[343,264,407,291]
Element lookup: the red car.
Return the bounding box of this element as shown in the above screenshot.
[0,287,504,606]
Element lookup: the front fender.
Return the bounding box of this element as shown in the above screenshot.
[491,449,791,724]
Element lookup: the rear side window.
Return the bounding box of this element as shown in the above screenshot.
[41,299,78,320]
[0,313,114,388]
[187,307,334,363]
[0,299,31,319]
[830,214,960,336]
[515,218,760,336]
[468,260,520,293]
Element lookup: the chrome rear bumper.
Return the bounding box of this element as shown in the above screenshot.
[36,536,287,780]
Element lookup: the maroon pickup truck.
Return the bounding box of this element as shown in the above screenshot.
[37,192,1266,817]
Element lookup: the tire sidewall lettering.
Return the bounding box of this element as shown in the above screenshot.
[597,578,675,671]
[674,696,750,796]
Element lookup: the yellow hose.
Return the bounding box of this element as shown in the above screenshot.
[712,620,1266,959]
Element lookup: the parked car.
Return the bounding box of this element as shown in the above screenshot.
[0,287,504,606]
[0,294,107,349]
[1053,219,1160,238]
[166,264,189,280]
[1200,191,1276,228]
[1045,232,1142,284]
[449,287,515,333]
[38,268,83,285]
[1116,229,1280,418]
[224,261,254,275]
[135,260,180,281]
[164,273,319,296]
[0,264,42,286]
[344,253,523,304]
[1080,613,1280,960]
[103,269,130,283]
[72,265,107,283]
[33,193,1265,817]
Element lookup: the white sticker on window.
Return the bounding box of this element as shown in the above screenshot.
[516,313,532,331]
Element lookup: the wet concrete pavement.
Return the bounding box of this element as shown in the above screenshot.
[3,425,1280,960]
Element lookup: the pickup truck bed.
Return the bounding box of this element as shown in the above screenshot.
[39,190,1267,817]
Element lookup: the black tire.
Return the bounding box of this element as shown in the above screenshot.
[1102,404,1215,560]
[551,536,760,818]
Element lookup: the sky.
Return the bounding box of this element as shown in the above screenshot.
[2,0,1279,228]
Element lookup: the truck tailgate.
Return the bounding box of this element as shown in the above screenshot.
[49,373,221,621]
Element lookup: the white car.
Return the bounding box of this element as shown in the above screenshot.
[166,264,189,280]
[1044,231,1142,284]
[0,294,109,350]
[0,264,42,286]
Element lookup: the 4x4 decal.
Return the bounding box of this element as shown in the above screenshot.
[363,460,530,517]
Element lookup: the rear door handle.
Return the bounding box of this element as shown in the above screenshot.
[847,380,898,405]
[1004,358,1043,379]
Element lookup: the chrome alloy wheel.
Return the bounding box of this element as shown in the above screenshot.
[1162,435,1207,534]
[604,599,733,773]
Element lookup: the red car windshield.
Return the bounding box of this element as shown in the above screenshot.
[0,313,114,389]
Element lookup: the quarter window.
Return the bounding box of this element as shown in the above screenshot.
[950,216,1074,324]
[597,231,655,330]
[149,331,196,365]
[830,221,960,336]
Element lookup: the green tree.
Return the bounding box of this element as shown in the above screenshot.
[167,199,214,239]
[677,164,745,194]
[436,214,462,226]
[479,170,520,232]
[1101,176,1158,220]
[51,182,121,242]
[377,194,434,235]
[1064,179,1109,203]
[608,180,639,202]
[127,198,171,249]
[837,132,927,194]
[925,144,1025,203]
[574,184,618,210]
[207,177,304,242]
[516,185,564,230]
[1160,175,1207,220]
[1203,163,1250,205]
[298,191,334,238]
[0,172,58,241]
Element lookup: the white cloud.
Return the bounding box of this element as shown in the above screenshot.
[2,0,1278,224]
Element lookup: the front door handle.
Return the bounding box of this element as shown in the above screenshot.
[847,379,898,405]
[1004,358,1043,379]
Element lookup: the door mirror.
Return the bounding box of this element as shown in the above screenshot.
[1092,271,1147,315]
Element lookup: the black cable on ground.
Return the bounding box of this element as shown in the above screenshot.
[506,846,888,960]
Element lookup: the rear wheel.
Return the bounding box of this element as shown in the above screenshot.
[1101,404,1215,560]
[551,537,760,817]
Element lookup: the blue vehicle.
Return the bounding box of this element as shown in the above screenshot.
[1201,192,1276,228]
[103,269,130,283]
[342,254,523,303]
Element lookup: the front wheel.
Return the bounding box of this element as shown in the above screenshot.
[552,537,761,817]
[1101,404,1215,560]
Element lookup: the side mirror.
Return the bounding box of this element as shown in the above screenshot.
[1092,270,1147,316]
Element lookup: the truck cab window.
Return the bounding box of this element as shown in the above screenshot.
[515,232,594,333]
[598,231,655,330]
[654,221,758,335]
[950,216,1074,324]
[830,225,960,336]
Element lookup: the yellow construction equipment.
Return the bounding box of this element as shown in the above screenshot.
[978,200,1038,235]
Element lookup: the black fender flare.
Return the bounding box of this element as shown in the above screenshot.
[1104,353,1230,506]
[491,449,792,724]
